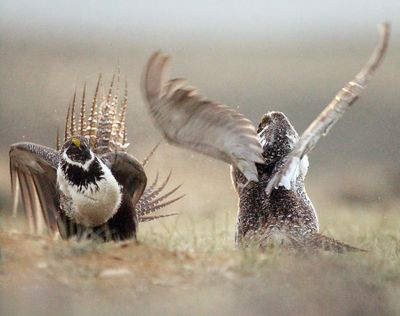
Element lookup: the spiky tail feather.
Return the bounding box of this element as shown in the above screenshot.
[136,171,184,217]
[305,233,366,253]
[139,213,178,222]
[60,73,130,153]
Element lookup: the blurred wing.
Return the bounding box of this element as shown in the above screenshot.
[9,142,60,234]
[101,152,147,207]
[141,51,264,182]
[266,23,390,195]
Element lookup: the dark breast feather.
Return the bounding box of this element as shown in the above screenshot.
[60,157,104,192]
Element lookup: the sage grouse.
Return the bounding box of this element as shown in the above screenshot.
[9,74,183,241]
[141,24,389,251]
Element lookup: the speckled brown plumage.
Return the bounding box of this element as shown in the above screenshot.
[9,74,183,241]
[143,24,389,252]
[231,112,360,251]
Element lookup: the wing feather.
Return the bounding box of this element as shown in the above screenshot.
[141,51,264,182]
[9,143,60,234]
[17,171,35,232]
[101,152,147,207]
[266,23,390,194]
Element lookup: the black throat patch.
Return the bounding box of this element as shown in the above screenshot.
[61,157,105,192]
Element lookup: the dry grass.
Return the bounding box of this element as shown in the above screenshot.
[0,203,399,316]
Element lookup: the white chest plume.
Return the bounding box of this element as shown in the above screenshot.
[57,154,122,227]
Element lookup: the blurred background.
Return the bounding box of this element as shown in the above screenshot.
[1,2,400,315]
[0,0,399,215]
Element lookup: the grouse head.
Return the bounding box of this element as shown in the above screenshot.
[62,136,94,168]
[257,111,299,165]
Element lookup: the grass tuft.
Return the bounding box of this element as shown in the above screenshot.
[0,205,399,315]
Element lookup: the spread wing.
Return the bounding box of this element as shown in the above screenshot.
[101,151,148,207]
[266,23,390,195]
[102,151,183,221]
[9,142,60,234]
[141,51,264,182]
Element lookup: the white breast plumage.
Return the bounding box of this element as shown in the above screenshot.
[57,158,122,227]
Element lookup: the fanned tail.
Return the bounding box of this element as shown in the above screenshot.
[112,79,129,150]
[96,74,117,154]
[137,171,184,218]
[56,128,60,151]
[60,72,130,153]
[88,74,102,148]
[79,82,87,135]
[139,172,159,202]
[139,213,179,222]
[64,103,71,142]
[70,90,77,137]
[143,170,172,201]
[142,141,162,167]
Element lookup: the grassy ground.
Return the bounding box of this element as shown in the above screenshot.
[0,203,399,316]
[1,14,399,316]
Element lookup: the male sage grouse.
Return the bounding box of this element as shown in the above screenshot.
[9,74,183,241]
[142,24,389,252]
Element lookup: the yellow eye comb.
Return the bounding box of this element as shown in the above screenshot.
[71,138,81,148]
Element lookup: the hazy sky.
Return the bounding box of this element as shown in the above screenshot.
[0,0,399,206]
[1,0,398,42]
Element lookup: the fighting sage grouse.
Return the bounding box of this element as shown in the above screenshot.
[10,74,182,241]
[142,24,389,251]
